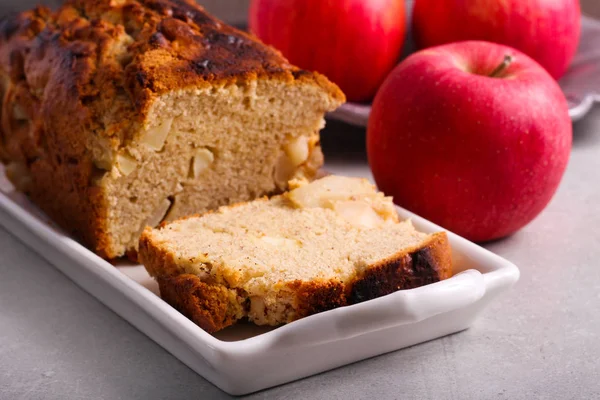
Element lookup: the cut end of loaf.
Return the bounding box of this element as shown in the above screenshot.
[0,0,345,260]
[97,77,340,258]
[139,176,453,333]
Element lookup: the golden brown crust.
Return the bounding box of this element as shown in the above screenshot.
[290,280,347,319]
[0,1,343,259]
[141,229,242,333]
[0,6,115,256]
[157,274,240,333]
[0,1,343,136]
[147,232,453,333]
[348,232,452,304]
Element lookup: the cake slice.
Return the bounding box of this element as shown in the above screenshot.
[0,0,344,259]
[139,176,453,333]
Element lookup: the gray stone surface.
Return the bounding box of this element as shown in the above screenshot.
[1,107,600,399]
[1,1,600,399]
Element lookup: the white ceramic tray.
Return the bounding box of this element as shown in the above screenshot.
[0,167,519,395]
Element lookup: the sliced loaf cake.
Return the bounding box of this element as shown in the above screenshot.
[139,176,453,333]
[0,0,344,259]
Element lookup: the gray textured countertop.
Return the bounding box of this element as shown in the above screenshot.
[1,1,600,397]
[1,108,600,399]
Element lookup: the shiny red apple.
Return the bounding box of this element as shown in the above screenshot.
[367,41,572,242]
[249,0,406,102]
[412,0,581,80]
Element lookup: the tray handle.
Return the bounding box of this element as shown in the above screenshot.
[261,269,485,349]
[334,269,485,339]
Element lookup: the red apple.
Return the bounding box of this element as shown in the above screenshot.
[249,0,406,102]
[412,0,581,80]
[367,41,572,242]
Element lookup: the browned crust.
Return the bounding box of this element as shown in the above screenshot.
[140,229,241,332]
[0,1,343,259]
[157,274,240,333]
[0,0,344,129]
[292,232,452,317]
[144,232,453,333]
[285,279,347,320]
[0,5,115,257]
[348,232,452,304]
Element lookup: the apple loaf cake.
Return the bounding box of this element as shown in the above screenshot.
[0,0,344,259]
[139,176,453,333]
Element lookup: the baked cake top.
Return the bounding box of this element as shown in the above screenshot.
[0,0,344,142]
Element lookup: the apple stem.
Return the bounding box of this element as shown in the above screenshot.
[489,55,515,78]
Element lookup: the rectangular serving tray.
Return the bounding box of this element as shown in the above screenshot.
[0,166,519,395]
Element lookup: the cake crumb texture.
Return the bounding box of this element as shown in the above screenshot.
[0,0,344,258]
[140,176,453,333]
